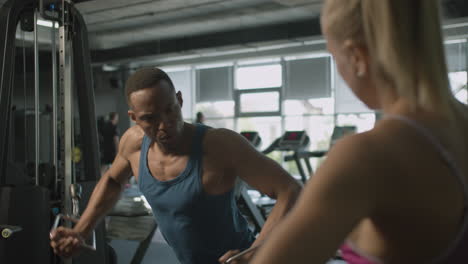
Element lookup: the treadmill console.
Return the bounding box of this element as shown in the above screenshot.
[240,131,262,148]
[278,131,309,151]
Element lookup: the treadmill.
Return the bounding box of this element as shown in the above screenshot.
[284,126,357,181]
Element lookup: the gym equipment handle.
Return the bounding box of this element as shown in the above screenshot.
[0,225,23,239]
[51,214,96,251]
[225,243,262,264]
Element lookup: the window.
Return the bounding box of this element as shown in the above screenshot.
[195,66,235,121]
[336,113,376,133]
[445,40,466,73]
[204,118,235,130]
[195,101,235,119]
[445,40,467,104]
[449,71,467,104]
[283,98,334,115]
[333,63,372,114]
[285,56,332,99]
[166,69,193,121]
[236,64,282,90]
[196,66,233,102]
[236,89,281,116]
[235,63,283,117]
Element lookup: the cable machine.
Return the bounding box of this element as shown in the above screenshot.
[0,0,110,263]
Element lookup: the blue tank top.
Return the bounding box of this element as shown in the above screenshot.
[138,124,254,264]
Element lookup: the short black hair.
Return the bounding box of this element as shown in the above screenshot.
[108,112,118,121]
[195,112,204,123]
[125,67,175,106]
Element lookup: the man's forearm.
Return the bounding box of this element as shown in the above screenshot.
[253,185,301,245]
[73,175,123,238]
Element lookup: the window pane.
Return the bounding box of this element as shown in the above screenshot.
[204,118,234,130]
[240,92,279,113]
[166,70,193,121]
[285,57,331,99]
[449,71,467,104]
[196,101,234,118]
[445,41,466,72]
[196,66,233,102]
[336,113,376,133]
[284,98,334,115]
[334,65,372,113]
[236,64,282,90]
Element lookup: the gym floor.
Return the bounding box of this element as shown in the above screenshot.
[110,228,180,264]
[108,184,347,264]
[110,227,347,264]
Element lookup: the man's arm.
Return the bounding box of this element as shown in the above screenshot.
[113,135,120,154]
[113,125,120,154]
[228,130,301,244]
[51,128,136,256]
[215,129,301,262]
[73,150,131,237]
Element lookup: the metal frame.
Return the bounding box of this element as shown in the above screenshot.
[52,20,58,194]
[59,21,74,225]
[70,4,101,182]
[238,188,265,232]
[34,10,40,186]
[284,150,327,182]
[466,38,468,103]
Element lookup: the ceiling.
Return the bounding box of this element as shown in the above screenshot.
[2,0,468,66]
[76,0,324,50]
[75,0,468,65]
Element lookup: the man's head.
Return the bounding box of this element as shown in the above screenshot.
[195,112,205,124]
[126,68,184,146]
[109,112,119,125]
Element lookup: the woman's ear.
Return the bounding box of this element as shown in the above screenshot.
[344,39,369,78]
[128,110,136,122]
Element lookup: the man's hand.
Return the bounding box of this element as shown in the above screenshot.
[219,248,255,264]
[50,227,85,258]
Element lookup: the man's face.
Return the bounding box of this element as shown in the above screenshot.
[112,114,119,125]
[128,81,184,147]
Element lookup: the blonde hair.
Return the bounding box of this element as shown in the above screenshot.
[322,0,453,114]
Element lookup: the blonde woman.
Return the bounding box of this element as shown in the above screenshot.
[249,0,468,263]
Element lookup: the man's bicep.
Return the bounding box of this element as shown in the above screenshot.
[211,129,297,196]
[106,154,132,185]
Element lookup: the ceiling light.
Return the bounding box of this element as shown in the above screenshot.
[37,19,59,28]
[444,39,467,44]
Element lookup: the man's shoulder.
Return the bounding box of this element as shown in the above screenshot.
[204,127,238,145]
[120,126,145,154]
[203,128,248,156]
